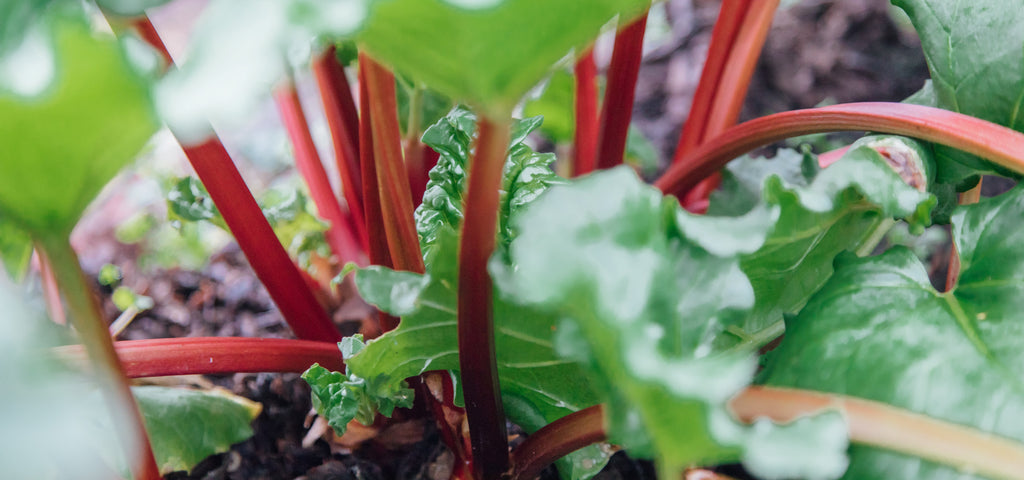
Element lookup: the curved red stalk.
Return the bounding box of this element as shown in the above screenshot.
[594,12,649,170]
[673,0,752,160]
[655,103,1024,198]
[458,116,512,480]
[313,48,368,251]
[573,48,599,176]
[274,82,367,266]
[360,55,425,275]
[136,18,340,343]
[55,337,346,377]
[508,405,605,480]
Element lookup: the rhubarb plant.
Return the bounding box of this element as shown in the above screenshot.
[7,0,1024,479]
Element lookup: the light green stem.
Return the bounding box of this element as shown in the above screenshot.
[39,236,159,480]
[855,217,896,257]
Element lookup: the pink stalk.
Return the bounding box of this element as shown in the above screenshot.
[655,103,1024,198]
[56,337,346,378]
[594,12,649,170]
[274,82,367,266]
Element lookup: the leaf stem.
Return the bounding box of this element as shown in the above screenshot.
[39,237,160,480]
[655,102,1024,198]
[945,180,983,291]
[854,218,896,257]
[274,81,367,266]
[573,48,599,176]
[136,17,340,343]
[594,12,648,170]
[56,337,347,377]
[361,55,425,275]
[313,47,368,251]
[508,405,605,480]
[458,115,512,479]
[732,386,1024,480]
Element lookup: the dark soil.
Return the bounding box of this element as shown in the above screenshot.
[80,1,934,478]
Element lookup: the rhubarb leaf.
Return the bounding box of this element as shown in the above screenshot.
[133,386,261,474]
[416,107,563,263]
[893,0,1024,184]
[710,140,935,351]
[503,167,848,478]
[342,228,609,480]
[0,216,32,281]
[94,0,172,16]
[761,185,1024,479]
[358,0,651,112]
[0,8,156,238]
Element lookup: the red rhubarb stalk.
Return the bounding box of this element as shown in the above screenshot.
[57,337,346,378]
[361,55,425,275]
[655,103,1024,198]
[673,0,752,160]
[313,48,368,250]
[458,116,513,480]
[136,18,340,343]
[508,405,605,480]
[573,48,600,176]
[274,81,367,266]
[594,12,649,170]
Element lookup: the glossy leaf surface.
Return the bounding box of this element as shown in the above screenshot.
[712,142,935,350]
[503,167,847,478]
[134,386,261,474]
[346,229,608,479]
[761,186,1024,479]
[894,0,1024,183]
[0,10,156,237]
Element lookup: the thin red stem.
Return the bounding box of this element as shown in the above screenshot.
[313,48,368,251]
[274,82,367,266]
[673,0,752,161]
[509,405,605,480]
[136,17,340,343]
[56,337,346,378]
[182,140,341,341]
[458,116,512,480]
[594,12,649,170]
[573,48,599,176]
[361,55,425,275]
[655,102,1024,198]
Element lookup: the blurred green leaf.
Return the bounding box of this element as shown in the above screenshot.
[0,215,32,281]
[0,8,157,238]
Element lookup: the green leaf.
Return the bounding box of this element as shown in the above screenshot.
[0,8,157,237]
[0,215,32,281]
[302,334,416,434]
[893,0,1024,184]
[761,185,1024,479]
[0,279,129,479]
[0,0,51,56]
[395,79,454,136]
[133,386,261,474]
[257,187,330,264]
[416,106,564,262]
[358,0,651,112]
[347,228,608,480]
[504,167,848,478]
[167,177,225,228]
[710,141,936,351]
[522,69,576,143]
